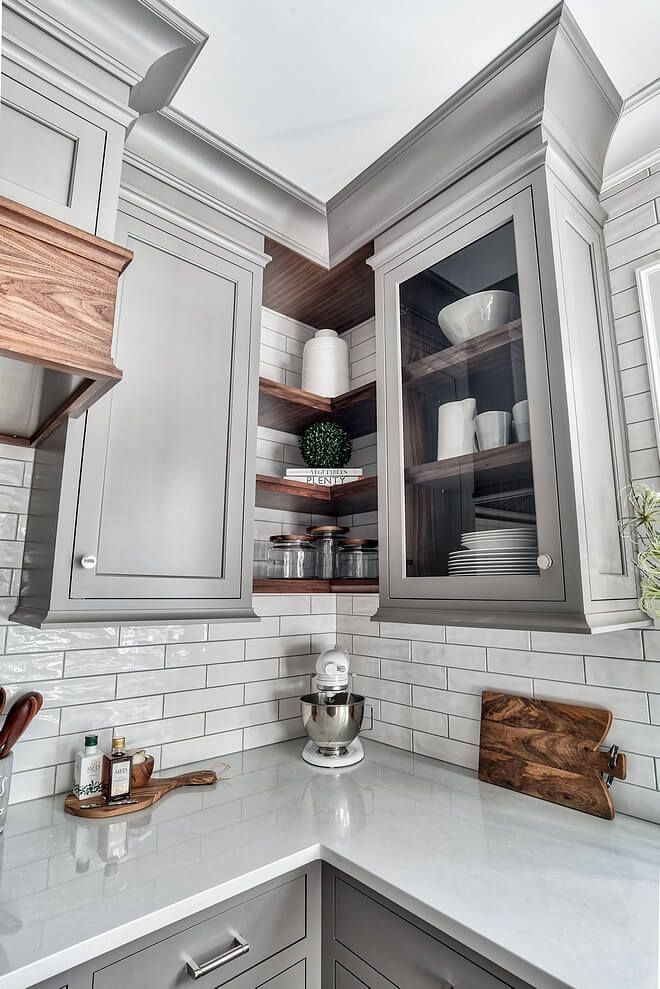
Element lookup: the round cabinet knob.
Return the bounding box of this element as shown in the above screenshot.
[537,554,553,571]
[80,554,97,570]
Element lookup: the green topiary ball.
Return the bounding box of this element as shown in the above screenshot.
[299,420,352,469]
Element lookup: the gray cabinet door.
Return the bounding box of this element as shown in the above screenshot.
[0,74,106,232]
[69,206,258,605]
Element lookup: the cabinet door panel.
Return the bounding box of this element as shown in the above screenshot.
[70,211,255,600]
[0,75,106,232]
[336,962,370,988]
[262,959,306,987]
[334,878,511,989]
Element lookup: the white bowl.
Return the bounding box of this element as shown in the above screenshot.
[437,290,520,346]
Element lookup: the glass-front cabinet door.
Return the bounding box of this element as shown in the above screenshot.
[380,188,564,605]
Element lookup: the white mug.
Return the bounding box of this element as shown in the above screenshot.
[512,400,530,443]
[437,398,476,460]
[475,411,511,451]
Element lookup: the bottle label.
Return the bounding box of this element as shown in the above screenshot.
[73,754,104,799]
[110,760,131,797]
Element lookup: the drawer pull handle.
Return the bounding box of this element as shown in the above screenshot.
[186,934,249,980]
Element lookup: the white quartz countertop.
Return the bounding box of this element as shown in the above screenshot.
[0,739,658,989]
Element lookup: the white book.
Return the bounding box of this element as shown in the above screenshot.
[285,467,363,486]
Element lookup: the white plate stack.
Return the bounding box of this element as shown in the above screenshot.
[449,527,538,575]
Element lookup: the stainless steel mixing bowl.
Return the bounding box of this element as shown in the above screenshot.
[300,692,365,756]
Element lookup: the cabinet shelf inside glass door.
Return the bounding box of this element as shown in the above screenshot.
[399,221,538,579]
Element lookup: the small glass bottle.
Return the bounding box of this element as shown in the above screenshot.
[103,735,133,804]
[73,733,104,801]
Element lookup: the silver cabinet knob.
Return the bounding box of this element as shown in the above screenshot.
[80,554,97,570]
[537,554,553,570]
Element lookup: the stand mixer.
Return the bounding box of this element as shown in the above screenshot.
[300,646,370,768]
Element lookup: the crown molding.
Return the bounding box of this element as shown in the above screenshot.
[119,184,271,269]
[4,0,208,119]
[326,3,620,267]
[161,107,327,216]
[124,112,330,266]
[602,76,660,194]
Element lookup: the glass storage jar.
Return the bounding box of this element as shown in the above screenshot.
[336,538,379,579]
[307,524,349,578]
[267,534,316,579]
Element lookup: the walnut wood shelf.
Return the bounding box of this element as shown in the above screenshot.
[253,578,378,594]
[402,319,522,394]
[405,442,532,489]
[255,474,377,515]
[258,377,376,437]
[0,195,132,446]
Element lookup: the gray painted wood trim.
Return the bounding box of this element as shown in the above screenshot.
[325,5,621,266]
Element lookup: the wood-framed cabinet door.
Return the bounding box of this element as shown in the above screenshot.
[378,185,564,610]
[69,206,259,609]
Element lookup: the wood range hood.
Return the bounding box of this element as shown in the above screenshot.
[0,195,132,448]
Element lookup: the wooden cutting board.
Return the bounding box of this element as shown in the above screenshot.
[64,769,217,819]
[478,692,627,819]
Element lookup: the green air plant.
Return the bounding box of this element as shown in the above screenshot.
[299,420,352,469]
[619,483,660,619]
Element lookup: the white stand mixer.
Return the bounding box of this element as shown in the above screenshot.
[300,646,368,768]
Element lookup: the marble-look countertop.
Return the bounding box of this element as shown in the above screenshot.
[0,739,658,989]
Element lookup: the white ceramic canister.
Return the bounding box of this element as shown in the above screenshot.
[437,398,476,460]
[302,329,350,397]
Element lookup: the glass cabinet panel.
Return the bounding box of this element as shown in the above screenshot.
[398,218,540,583]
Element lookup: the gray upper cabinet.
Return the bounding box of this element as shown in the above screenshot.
[0,74,107,232]
[369,11,644,633]
[70,204,259,607]
[13,181,265,626]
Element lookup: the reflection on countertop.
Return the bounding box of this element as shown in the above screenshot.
[0,739,659,989]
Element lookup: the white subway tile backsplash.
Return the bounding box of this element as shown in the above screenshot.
[161,729,242,770]
[382,622,445,643]
[206,701,278,734]
[447,669,533,696]
[353,674,411,705]
[381,701,448,737]
[381,658,447,688]
[8,676,116,709]
[207,658,278,687]
[253,595,311,616]
[353,634,410,660]
[412,641,486,670]
[533,679,650,722]
[0,652,64,683]
[530,629,642,659]
[411,686,482,720]
[9,767,56,804]
[5,626,118,654]
[487,648,585,682]
[447,626,530,650]
[64,645,165,677]
[208,617,279,640]
[245,675,309,704]
[369,721,412,750]
[165,640,245,667]
[117,667,205,699]
[413,732,478,770]
[164,684,243,718]
[119,625,207,646]
[60,696,163,735]
[280,614,335,635]
[246,635,311,659]
[244,718,304,749]
[586,657,660,692]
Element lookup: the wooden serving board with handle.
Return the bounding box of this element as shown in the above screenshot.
[64,769,217,819]
[478,692,627,819]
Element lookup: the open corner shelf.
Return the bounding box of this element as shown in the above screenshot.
[403,319,522,393]
[258,377,376,437]
[405,441,531,489]
[255,473,377,516]
[253,578,378,594]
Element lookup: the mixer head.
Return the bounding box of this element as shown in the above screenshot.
[314,645,350,694]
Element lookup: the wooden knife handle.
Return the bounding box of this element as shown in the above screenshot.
[0,692,43,758]
[591,748,627,780]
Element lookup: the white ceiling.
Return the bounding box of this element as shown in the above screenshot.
[172,0,660,201]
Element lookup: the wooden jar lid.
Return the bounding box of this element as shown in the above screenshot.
[339,538,378,547]
[269,533,315,543]
[306,525,349,535]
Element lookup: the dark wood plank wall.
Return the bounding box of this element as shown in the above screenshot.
[263,238,375,332]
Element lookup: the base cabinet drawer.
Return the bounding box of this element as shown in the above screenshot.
[261,959,307,988]
[93,875,305,989]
